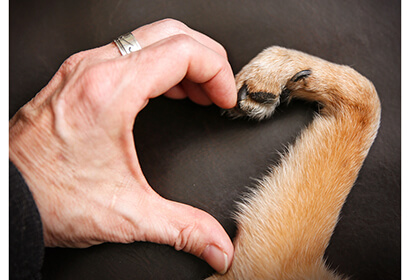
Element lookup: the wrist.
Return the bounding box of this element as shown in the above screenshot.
[10,104,57,184]
[9,103,67,246]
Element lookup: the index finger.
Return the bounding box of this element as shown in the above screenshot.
[115,34,237,113]
[97,19,229,60]
[133,19,229,58]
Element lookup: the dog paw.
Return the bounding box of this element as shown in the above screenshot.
[223,83,283,121]
[224,46,313,121]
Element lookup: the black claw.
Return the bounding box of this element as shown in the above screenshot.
[280,87,291,102]
[237,84,249,105]
[291,69,312,82]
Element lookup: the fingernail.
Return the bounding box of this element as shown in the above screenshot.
[201,245,229,274]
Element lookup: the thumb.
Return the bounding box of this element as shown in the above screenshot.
[143,195,234,274]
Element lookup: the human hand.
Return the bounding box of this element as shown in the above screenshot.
[9,19,236,274]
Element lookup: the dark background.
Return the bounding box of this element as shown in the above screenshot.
[10,0,400,279]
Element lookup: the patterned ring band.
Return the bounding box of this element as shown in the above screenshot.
[113,32,142,56]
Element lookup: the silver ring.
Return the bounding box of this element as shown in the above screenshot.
[113,32,142,56]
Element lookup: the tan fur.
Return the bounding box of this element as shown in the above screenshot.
[209,46,380,279]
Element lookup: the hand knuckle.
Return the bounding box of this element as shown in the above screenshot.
[80,64,113,103]
[159,18,189,35]
[82,62,105,82]
[174,223,197,252]
[168,34,195,54]
[60,51,89,75]
[219,44,229,59]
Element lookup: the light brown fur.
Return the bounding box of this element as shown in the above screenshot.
[209,46,380,279]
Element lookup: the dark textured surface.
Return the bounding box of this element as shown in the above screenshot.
[10,0,400,279]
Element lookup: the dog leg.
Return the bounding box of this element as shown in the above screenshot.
[210,46,380,280]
